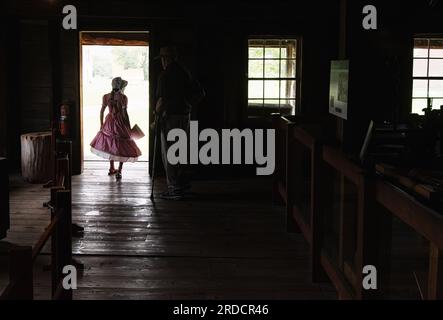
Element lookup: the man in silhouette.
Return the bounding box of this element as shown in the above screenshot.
[155,45,205,200]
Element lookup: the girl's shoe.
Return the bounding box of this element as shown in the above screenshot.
[115,172,122,180]
[108,169,117,176]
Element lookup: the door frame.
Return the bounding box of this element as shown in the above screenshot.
[78,30,151,172]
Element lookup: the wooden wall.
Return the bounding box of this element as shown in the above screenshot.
[3,0,341,175]
[3,0,442,174]
[0,22,7,158]
[341,0,443,153]
[19,21,53,134]
[60,26,81,174]
[0,158,9,239]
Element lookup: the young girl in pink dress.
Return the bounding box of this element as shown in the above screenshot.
[90,77,142,180]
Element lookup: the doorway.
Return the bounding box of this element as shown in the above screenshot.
[80,32,150,165]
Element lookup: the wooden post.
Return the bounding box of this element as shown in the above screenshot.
[50,187,62,296]
[375,203,393,299]
[428,243,443,300]
[271,114,282,204]
[355,174,380,299]
[44,127,59,188]
[0,157,9,239]
[286,123,300,233]
[56,140,72,190]
[53,189,73,300]
[311,141,329,283]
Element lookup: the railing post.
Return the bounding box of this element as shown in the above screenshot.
[53,189,73,300]
[428,243,443,300]
[311,141,329,283]
[355,173,380,299]
[52,140,73,300]
[50,187,61,296]
[56,140,72,189]
[286,123,300,233]
[271,114,282,203]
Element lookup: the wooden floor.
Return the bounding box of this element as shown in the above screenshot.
[2,161,336,300]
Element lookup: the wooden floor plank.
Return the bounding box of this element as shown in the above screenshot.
[3,161,335,299]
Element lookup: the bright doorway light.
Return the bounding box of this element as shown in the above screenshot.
[81,45,149,161]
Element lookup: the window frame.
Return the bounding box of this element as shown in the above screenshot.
[412,35,443,114]
[246,36,302,118]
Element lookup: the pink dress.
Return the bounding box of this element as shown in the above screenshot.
[90,92,142,162]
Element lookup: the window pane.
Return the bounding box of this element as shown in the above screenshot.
[281,59,296,78]
[414,48,429,58]
[280,80,296,99]
[264,59,280,78]
[248,80,264,99]
[413,80,428,98]
[280,47,287,59]
[264,80,279,99]
[248,60,263,78]
[265,47,280,59]
[429,80,443,97]
[432,98,443,109]
[414,39,429,58]
[249,47,263,59]
[412,99,427,114]
[248,39,298,107]
[413,59,428,77]
[430,39,443,58]
[429,59,443,77]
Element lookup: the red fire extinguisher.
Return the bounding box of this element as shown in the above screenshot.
[60,104,70,137]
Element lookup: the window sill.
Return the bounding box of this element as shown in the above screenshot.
[247,104,294,117]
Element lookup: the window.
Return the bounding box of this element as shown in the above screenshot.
[412,38,443,114]
[248,39,298,116]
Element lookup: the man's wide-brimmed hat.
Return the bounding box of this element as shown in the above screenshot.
[112,77,128,90]
[154,46,177,60]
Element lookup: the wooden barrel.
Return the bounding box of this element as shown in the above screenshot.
[21,132,52,183]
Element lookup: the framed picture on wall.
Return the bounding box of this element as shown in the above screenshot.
[329,60,349,120]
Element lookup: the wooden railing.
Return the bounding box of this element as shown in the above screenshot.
[274,115,443,299]
[376,178,443,300]
[271,114,296,205]
[0,138,73,300]
[319,145,379,299]
[286,124,328,282]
